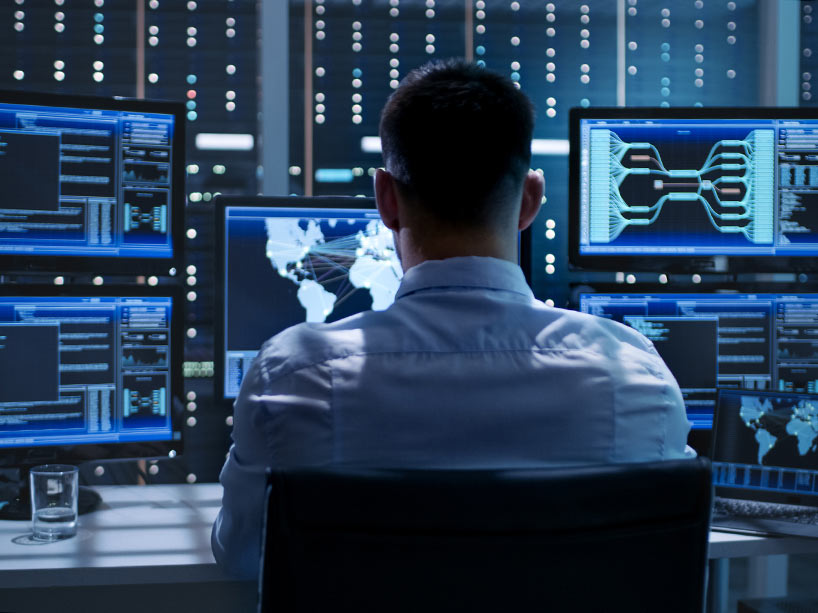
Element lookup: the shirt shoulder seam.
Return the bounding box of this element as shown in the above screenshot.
[259,344,651,382]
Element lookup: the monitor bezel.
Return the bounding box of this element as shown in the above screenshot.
[0,89,185,275]
[571,282,818,310]
[214,195,378,402]
[568,106,818,273]
[713,388,818,507]
[0,283,185,468]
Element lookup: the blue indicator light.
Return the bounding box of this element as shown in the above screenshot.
[315,168,354,183]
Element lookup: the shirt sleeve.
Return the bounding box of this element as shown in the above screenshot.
[640,340,697,460]
[211,354,273,580]
[609,335,696,462]
[211,342,334,580]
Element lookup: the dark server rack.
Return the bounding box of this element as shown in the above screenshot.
[289,0,763,310]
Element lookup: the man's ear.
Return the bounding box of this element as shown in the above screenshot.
[375,168,400,231]
[518,170,544,231]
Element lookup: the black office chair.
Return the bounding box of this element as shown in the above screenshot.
[259,458,712,613]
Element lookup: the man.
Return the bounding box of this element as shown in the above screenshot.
[212,59,694,579]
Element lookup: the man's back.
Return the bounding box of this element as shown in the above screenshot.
[235,256,691,468]
[213,256,692,578]
[213,60,693,579]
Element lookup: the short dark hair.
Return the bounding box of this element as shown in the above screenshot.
[379,59,535,227]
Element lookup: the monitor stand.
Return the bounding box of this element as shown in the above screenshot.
[0,467,102,521]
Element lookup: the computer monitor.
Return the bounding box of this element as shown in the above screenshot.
[0,90,184,274]
[0,285,184,517]
[713,389,818,505]
[216,196,403,400]
[579,290,818,431]
[569,107,818,272]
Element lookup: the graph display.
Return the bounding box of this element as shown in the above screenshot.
[0,295,175,448]
[580,292,818,429]
[0,95,178,262]
[221,203,402,399]
[577,117,818,256]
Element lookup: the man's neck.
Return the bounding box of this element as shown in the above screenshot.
[397,226,517,272]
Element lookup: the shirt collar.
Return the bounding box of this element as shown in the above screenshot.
[395,256,534,300]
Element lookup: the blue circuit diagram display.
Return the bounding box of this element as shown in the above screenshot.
[579,118,818,256]
[0,296,174,448]
[0,100,175,259]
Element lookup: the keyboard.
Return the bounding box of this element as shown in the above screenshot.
[713,497,818,537]
[714,497,818,524]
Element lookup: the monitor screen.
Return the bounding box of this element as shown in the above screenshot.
[0,287,183,466]
[569,107,818,271]
[713,389,818,504]
[217,196,403,399]
[579,291,818,430]
[0,90,184,273]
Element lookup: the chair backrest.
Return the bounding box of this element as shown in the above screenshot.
[259,458,712,613]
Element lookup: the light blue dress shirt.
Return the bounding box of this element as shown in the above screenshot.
[212,256,694,578]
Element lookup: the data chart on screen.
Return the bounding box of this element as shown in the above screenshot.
[0,98,177,261]
[577,117,818,256]
[0,295,176,449]
[580,292,818,429]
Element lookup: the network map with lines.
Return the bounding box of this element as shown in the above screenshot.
[579,118,818,256]
[222,206,402,398]
[264,214,401,323]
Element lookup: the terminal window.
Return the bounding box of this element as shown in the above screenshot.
[0,101,174,259]
[580,293,818,429]
[578,118,818,256]
[0,296,174,448]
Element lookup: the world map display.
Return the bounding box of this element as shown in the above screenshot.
[739,395,818,465]
[264,216,402,323]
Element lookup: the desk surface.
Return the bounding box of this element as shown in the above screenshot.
[709,528,818,558]
[0,483,226,589]
[2,482,818,589]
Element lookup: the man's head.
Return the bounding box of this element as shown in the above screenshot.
[376,59,543,267]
